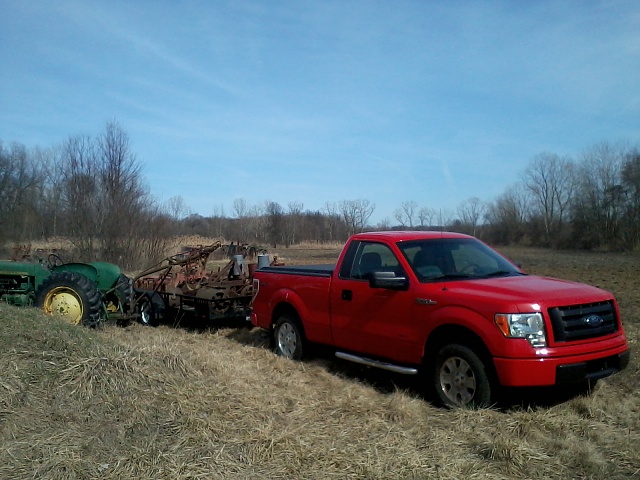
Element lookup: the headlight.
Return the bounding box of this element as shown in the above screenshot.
[495,313,547,348]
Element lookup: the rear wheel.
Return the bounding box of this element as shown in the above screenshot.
[35,272,102,328]
[432,344,493,408]
[274,314,305,360]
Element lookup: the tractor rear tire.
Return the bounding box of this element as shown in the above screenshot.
[35,272,102,328]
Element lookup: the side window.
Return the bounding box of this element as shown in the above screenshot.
[348,242,402,280]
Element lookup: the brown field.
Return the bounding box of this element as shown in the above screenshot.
[1,245,639,479]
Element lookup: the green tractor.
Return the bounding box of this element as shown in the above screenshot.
[0,253,132,327]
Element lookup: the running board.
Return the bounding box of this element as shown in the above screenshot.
[335,352,419,375]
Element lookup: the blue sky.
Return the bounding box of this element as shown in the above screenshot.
[1,1,639,223]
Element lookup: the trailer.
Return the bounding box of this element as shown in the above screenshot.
[132,242,270,326]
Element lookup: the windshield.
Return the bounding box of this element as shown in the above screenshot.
[397,238,523,283]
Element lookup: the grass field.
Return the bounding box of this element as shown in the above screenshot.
[0,245,639,479]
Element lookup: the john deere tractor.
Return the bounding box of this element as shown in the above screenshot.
[0,253,132,327]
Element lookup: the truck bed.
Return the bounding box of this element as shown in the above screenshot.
[258,264,334,277]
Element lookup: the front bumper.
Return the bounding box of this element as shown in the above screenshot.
[493,347,630,387]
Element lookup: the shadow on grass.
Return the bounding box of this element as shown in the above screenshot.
[497,383,598,410]
[147,311,253,332]
[141,317,593,410]
[242,331,598,409]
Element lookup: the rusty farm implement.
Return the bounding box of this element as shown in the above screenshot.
[131,242,269,326]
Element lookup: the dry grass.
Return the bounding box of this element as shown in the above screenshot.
[1,246,639,479]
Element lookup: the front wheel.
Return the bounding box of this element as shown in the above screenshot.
[273,314,305,360]
[432,344,493,408]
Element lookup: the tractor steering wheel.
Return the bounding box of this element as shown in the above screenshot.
[47,253,65,269]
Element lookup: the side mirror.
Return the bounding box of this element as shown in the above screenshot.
[368,271,409,291]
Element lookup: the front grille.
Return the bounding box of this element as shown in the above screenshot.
[548,300,618,343]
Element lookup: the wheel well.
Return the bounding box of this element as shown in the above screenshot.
[424,324,493,369]
[272,302,299,323]
[271,303,303,331]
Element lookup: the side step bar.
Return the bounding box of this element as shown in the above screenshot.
[335,351,419,375]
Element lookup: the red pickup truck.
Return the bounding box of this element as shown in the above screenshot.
[251,231,629,407]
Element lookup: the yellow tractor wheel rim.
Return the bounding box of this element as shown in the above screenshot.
[43,287,84,325]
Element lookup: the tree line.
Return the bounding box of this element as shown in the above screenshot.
[0,122,378,268]
[163,141,640,253]
[0,123,170,269]
[1,123,638,270]
[386,142,640,251]
[484,142,640,250]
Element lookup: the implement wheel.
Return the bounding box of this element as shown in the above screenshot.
[137,294,159,327]
[35,272,102,328]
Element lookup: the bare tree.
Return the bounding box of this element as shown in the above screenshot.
[61,134,101,259]
[265,200,284,246]
[376,217,392,230]
[285,201,304,246]
[247,203,265,242]
[97,121,152,266]
[485,188,531,244]
[621,149,640,248]
[417,207,435,229]
[436,209,456,230]
[0,142,43,242]
[457,197,487,237]
[210,204,226,239]
[165,195,191,220]
[354,199,375,233]
[323,201,340,242]
[233,197,250,241]
[233,197,249,218]
[571,142,626,248]
[393,200,418,227]
[38,146,66,239]
[340,199,375,235]
[393,208,406,227]
[56,122,155,266]
[522,153,575,245]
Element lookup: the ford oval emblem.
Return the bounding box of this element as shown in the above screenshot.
[583,315,604,327]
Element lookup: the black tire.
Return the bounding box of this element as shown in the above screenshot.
[137,295,157,327]
[35,272,102,328]
[273,314,305,360]
[432,344,493,408]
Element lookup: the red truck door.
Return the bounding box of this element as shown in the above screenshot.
[329,240,421,364]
